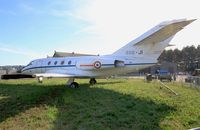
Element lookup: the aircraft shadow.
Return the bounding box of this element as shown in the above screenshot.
[0,82,175,130]
[96,81,125,85]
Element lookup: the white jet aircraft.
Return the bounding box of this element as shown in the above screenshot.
[21,19,195,88]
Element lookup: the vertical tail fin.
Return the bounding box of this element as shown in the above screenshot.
[113,19,195,62]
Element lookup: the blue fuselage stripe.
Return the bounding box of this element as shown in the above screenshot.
[22,63,156,72]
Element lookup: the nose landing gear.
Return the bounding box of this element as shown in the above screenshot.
[38,76,43,83]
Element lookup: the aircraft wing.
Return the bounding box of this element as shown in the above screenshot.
[133,19,195,46]
[34,73,74,78]
[34,70,75,78]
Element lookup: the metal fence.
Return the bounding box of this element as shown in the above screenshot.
[165,75,200,88]
[186,76,200,87]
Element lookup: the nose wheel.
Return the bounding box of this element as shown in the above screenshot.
[89,78,97,85]
[37,76,43,83]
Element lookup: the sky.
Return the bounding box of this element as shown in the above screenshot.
[0,0,199,66]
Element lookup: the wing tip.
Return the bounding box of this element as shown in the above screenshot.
[187,19,197,23]
[160,18,197,26]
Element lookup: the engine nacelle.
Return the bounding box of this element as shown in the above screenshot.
[76,58,124,71]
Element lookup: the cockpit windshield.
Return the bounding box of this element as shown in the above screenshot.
[27,61,34,67]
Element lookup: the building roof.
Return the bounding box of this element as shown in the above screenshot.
[52,51,97,57]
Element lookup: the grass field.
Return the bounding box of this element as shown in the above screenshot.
[0,78,200,130]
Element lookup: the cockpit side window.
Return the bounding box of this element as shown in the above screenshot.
[27,61,34,66]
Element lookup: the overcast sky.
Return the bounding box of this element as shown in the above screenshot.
[0,0,199,65]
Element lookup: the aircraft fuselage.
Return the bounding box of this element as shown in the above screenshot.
[22,55,155,78]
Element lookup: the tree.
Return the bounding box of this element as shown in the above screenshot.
[158,45,200,72]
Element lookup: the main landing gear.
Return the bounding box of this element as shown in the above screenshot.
[37,77,97,88]
[70,82,79,88]
[66,78,97,88]
[66,78,79,88]
[89,78,97,85]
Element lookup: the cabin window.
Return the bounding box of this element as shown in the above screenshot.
[48,61,51,65]
[68,61,72,65]
[54,61,57,65]
[61,61,65,65]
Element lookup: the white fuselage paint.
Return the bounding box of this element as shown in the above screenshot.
[21,55,155,78]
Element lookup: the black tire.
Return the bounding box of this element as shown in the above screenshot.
[89,78,97,85]
[70,82,79,88]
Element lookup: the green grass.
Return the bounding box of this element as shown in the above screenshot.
[0,78,200,130]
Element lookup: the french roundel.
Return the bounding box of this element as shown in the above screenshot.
[94,61,101,69]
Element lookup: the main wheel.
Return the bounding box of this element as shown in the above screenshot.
[70,82,79,88]
[89,78,97,85]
